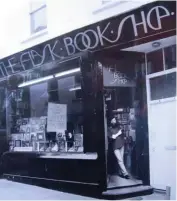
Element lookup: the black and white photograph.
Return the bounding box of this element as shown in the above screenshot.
[0,0,176,200]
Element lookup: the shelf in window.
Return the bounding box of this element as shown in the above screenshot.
[39,152,98,160]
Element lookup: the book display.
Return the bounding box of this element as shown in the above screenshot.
[8,90,84,153]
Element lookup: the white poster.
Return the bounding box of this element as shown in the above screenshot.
[47,103,67,132]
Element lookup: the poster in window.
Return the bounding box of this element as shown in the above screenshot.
[47,103,67,132]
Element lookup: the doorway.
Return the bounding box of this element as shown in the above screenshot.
[100,51,149,188]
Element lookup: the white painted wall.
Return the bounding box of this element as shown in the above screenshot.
[0,0,27,57]
[91,0,155,23]
[0,0,154,59]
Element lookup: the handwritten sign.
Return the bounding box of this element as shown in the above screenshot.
[47,103,67,132]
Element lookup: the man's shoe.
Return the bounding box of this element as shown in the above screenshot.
[124,175,130,179]
[118,174,124,178]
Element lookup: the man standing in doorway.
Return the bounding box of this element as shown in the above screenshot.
[108,118,130,179]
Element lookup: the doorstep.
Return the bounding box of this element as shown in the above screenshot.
[102,185,153,200]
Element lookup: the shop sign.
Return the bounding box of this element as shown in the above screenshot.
[103,60,136,87]
[103,66,136,87]
[0,1,175,80]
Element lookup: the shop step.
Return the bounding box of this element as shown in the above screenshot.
[102,185,153,200]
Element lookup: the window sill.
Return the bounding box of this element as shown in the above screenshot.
[5,151,98,160]
[39,152,98,160]
[93,0,127,15]
[21,29,48,44]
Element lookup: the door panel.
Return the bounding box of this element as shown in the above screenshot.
[148,100,176,190]
[146,69,176,199]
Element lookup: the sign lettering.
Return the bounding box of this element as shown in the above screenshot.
[0,3,175,80]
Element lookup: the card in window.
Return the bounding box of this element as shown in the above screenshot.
[24,133,30,141]
[37,132,45,141]
[22,118,29,125]
[22,141,30,147]
[26,126,31,133]
[19,125,25,133]
[39,125,45,132]
[15,140,21,147]
[40,116,47,125]
[17,119,22,126]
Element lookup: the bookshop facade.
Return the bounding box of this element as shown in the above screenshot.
[0,1,176,197]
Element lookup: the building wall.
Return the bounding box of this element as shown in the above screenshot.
[0,0,155,59]
[91,0,155,23]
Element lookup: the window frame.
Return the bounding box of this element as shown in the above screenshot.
[101,0,121,5]
[146,68,177,105]
[7,64,86,154]
[93,0,126,15]
[30,4,47,34]
[164,44,176,70]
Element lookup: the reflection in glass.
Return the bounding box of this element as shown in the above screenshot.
[30,82,48,117]
[0,87,6,129]
[150,72,176,101]
[147,49,163,74]
[8,69,84,154]
[164,45,176,70]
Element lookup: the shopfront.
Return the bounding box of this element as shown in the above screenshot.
[0,1,176,198]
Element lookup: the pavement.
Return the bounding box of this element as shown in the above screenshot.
[127,193,166,200]
[0,179,166,200]
[0,179,95,200]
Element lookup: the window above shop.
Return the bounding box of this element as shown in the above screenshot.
[30,0,47,34]
[101,0,118,4]
[93,0,127,14]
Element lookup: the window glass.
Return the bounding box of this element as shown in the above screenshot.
[8,68,84,153]
[30,82,48,117]
[164,45,176,70]
[30,5,47,34]
[101,0,120,4]
[0,87,6,129]
[147,49,164,74]
[149,72,176,101]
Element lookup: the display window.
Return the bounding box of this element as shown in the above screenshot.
[6,64,84,153]
[0,86,6,130]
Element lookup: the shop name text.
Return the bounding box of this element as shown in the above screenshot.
[0,5,174,79]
